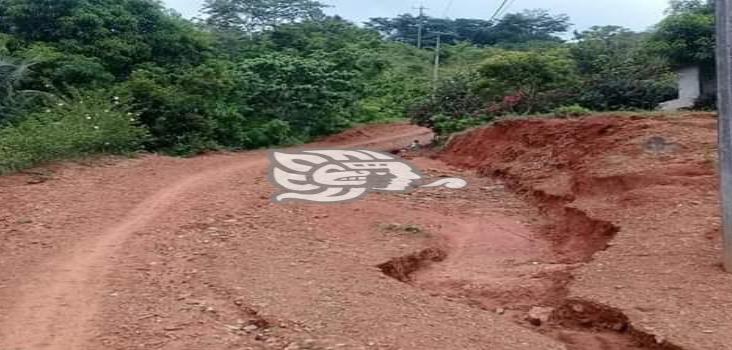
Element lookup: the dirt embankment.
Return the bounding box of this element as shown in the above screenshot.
[440,113,730,350]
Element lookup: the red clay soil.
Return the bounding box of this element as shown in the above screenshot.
[0,122,567,350]
[441,113,731,350]
[3,114,729,350]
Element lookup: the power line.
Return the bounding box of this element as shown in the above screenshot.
[442,0,454,18]
[489,0,511,22]
[413,4,429,17]
[497,0,517,18]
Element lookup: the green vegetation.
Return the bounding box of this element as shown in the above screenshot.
[0,91,147,173]
[0,0,435,171]
[0,0,718,171]
[410,0,712,135]
[553,105,593,118]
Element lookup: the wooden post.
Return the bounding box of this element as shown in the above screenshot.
[716,0,732,271]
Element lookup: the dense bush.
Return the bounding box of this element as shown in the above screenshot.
[0,0,720,172]
[477,49,579,114]
[571,26,678,110]
[0,92,147,173]
[0,0,437,165]
[410,72,492,135]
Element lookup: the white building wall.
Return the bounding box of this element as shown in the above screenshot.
[660,66,702,111]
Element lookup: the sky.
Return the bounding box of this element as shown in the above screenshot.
[164,0,671,33]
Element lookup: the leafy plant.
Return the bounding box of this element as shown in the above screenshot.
[0,91,148,174]
[477,49,579,113]
[553,105,592,118]
[409,72,486,133]
[646,0,715,67]
[0,57,53,124]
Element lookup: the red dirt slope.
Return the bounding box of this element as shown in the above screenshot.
[441,113,732,350]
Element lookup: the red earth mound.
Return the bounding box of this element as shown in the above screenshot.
[441,113,717,202]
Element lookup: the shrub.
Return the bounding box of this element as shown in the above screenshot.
[477,49,579,113]
[553,104,592,118]
[431,114,488,135]
[0,91,148,174]
[409,72,485,132]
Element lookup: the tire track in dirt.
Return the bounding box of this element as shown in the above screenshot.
[0,127,431,350]
[0,159,267,350]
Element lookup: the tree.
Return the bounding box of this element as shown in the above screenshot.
[203,0,327,33]
[571,26,677,110]
[571,26,640,74]
[482,10,570,45]
[477,49,578,113]
[0,0,213,78]
[647,0,715,67]
[0,0,79,42]
[366,15,462,46]
[0,58,48,124]
[366,10,570,47]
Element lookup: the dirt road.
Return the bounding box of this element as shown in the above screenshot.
[4,115,725,350]
[0,123,565,350]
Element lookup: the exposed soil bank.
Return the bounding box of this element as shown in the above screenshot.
[438,113,728,350]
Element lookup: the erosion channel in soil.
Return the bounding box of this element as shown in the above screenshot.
[377,150,684,350]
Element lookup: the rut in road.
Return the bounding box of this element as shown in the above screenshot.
[0,127,431,350]
[0,158,267,350]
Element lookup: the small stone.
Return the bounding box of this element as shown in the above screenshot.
[243,325,259,332]
[285,343,300,350]
[611,322,626,331]
[571,304,585,313]
[225,324,242,331]
[495,308,506,315]
[527,306,555,326]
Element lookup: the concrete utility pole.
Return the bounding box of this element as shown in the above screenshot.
[433,34,441,93]
[717,0,732,272]
[414,5,428,49]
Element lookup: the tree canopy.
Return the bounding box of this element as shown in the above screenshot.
[203,0,327,32]
[365,9,571,47]
[0,0,717,172]
[648,0,715,66]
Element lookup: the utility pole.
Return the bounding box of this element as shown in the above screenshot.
[717,0,732,272]
[413,5,428,49]
[433,34,441,94]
